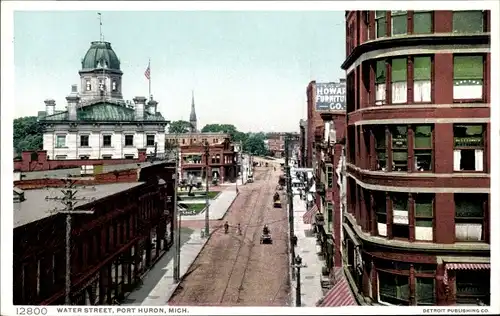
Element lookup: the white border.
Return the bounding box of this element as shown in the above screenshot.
[1,1,499,315]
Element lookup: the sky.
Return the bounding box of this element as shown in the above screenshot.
[14,10,346,132]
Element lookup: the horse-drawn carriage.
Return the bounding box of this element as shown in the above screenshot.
[273,192,282,208]
[260,225,272,244]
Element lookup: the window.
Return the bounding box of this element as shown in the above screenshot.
[326,164,333,188]
[112,81,117,91]
[86,80,91,91]
[79,155,90,160]
[183,154,202,164]
[378,271,410,305]
[453,56,484,100]
[146,135,155,147]
[80,135,89,147]
[375,128,387,171]
[455,270,490,305]
[375,193,387,236]
[415,194,433,241]
[453,125,484,171]
[391,58,407,104]
[102,155,112,159]
[391,11,407,36]
[453,11,484,33]
[455,194,485,242]
[413,57,432,103]
[375,60,386,105]
[213,138,219,143]
[182,139,186,144]
[124,155,134,159]
[364,11,371,40]
[55,155,67,159]
[392,193,409,239]
[416,278,435,305]
[326,202,333,232]
[56,135,66,148]
[392,126,408,171]
[99,79,105,92]
[413,11,432,34]
[103,135,112,147]
[414,125,432,171]
[375,11,386,38]
[125,135,134,147]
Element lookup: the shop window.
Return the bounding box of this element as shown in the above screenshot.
[453,55,484,100]
[392,193,409,239]
[413,57,432,103]
[453,125,484,172]
[452,11,485,33]
[374,128,387,171]
[375,60,386,105]
[415,194,434,241]
[326,164,333,188]
[455,270,490,305]
[56,135,66,148]
[454,194,485,242]
[392,126,408,171]
[416,277,435,305]
[146,135,155,147]
[391,11,407,36]
[103,135,112,147]
[80,135,89,147]
[375,193,387,237]
[413,11,432,34]
[414,125,432,171]
[391,58,407,104]
[375,11,387,38]
[378,271,410,305]
[125,135,134,147]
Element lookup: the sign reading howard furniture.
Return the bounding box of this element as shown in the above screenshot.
[316,82,346,112]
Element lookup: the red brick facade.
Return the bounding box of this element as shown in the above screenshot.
[342,10,491,306]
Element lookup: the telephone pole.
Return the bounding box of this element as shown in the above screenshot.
[204,140,210,237]
[285,134,296,279]
[173,144,181,282]
[45,179,96,305]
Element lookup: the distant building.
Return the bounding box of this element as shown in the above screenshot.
[38,40,168,161]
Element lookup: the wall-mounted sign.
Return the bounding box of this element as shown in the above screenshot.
[316,82,346,112]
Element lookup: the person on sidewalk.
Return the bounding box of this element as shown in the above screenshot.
[224,221,229,234]
[237,223,242,235]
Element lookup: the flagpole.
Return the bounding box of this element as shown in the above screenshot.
[148,58,151,100]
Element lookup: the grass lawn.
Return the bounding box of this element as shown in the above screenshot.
[177,191,220,199]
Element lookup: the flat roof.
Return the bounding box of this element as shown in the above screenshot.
[13,182,144,228]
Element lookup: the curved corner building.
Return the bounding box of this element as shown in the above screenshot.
[341,11,490,306]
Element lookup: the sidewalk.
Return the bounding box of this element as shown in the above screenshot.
[289,195,324,307]
[181,189,238,221]
[122,228,207,306]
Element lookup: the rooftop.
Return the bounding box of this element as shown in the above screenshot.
[13,182,144,228]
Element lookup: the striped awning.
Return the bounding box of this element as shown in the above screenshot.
[443,263,490,285]
[317,268,357,307]
[303,204,318,224]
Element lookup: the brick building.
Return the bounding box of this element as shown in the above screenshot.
[267,132,286,157]
[13,163,176,305]
[341,10,490,305]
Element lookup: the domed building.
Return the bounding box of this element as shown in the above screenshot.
[38,41,167,161]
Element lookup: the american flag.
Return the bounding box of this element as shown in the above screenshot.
[144,63,151,80]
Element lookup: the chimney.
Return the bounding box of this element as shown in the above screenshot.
[66,84,80,120]
[44,99,55,116]
[133,96,147,120]
[147,98,158,115]
[339,78,346,84]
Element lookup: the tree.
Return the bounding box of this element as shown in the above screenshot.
[13,116,44,155]
[169,120,192,134]
[244,133,267,156]
[201,123,248,144]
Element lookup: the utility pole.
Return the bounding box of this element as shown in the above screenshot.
[173,144,181,282]
[204,140,210,237]
[292,255,307,307]
[45,179,95,305]
[285,134,296,279]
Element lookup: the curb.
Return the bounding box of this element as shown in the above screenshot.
[214,191,240,220]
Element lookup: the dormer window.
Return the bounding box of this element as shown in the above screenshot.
[99,79,105,91]
[86,80,91,91]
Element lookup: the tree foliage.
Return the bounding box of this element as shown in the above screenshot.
[13,116,44,155]
[169,120,192,134]
[201,123,248,144]
[244,133,267,156]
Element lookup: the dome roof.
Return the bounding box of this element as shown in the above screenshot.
[81,41,121,71]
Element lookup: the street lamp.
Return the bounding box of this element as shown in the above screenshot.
[293,255,307,307]
[204,140,210,237]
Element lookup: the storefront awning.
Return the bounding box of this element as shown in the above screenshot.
[303,204,318,224]
[443,263,491,285]
[316,268,357,307]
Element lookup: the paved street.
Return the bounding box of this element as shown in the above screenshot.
[168,167,291,306]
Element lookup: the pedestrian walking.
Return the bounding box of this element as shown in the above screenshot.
[237,223,242,235]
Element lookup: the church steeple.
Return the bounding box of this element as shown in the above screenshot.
[189,90,197,132]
